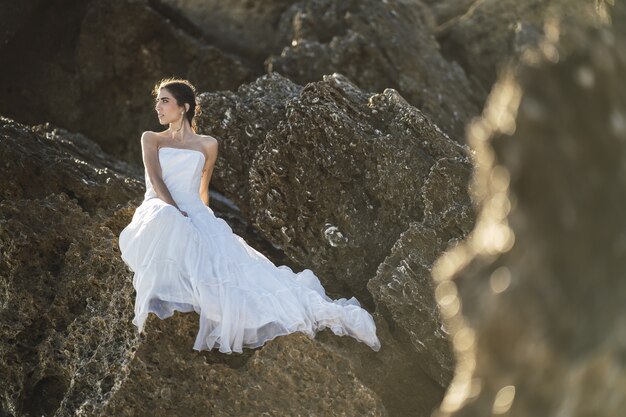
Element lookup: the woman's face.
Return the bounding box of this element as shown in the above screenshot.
[154,88,183,125]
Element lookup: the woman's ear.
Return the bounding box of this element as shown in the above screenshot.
[185,103,190,112]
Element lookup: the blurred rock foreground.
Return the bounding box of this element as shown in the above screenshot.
[0,1,622,417]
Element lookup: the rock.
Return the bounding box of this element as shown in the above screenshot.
[0,72,475,414]
[435,0,610,93]
[0,0,253,166]
[0,0,43,47]
[368,155,475,387]
[198,71,475,415]
[159,0,298,68]
[264,0,482,143]
[0,118,146,415]
[246,73,473,306]
[195,72,303,209]
[419,0,476,27]
[431,4,626,416]
[161,0,481,143]
[316,310,448,417]
[102,314,386,417]
[0,118,325,416]
[198,68,474,301]
[0,192,140,417]
[0,116,144,213]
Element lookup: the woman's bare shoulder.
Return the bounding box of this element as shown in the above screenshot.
[196,135,218,162]
[141,130,166,144]
[141,130,160,137]
[197,134,218,151]
[198,134,218,144]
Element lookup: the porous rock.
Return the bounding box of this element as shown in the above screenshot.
[195,72,476,413]
[0,117,393,416]
[102,313,387,417]
[368,154,476,387]
[266,0,482,143]
[246,73,473,307]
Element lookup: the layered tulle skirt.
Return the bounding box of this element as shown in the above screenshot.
[118,195,381,354]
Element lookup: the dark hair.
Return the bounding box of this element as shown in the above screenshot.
[152,77,199,132]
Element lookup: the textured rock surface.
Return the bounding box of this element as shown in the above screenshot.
[362,102,477,388]
[102,313,386,417]
[254,73,473,303]
[2,1,617,417]
[196,72,473,306]
[0,119,143,416]
[160,0,297,68]
[0,117,144,212]
[194,73,302,213]
[0,118,311,416]
[0,66,473,414]
[435,0,611,93]
[0,194,138,417]
[0,0,252,166]
[195,72,475,414]
[431,4,626,416]
[420,0,476,27]
[265,0,482,143]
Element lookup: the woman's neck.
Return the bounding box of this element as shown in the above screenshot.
[167,121,194,142]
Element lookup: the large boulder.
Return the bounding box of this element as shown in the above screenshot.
[197,72,476,413]
[265,0,482,143]
[196,72,474,306]
[194,73,303,207]
[164,0,482,144]
[0,118,143,417]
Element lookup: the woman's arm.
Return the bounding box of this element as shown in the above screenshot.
[199,139,219,206]
[141,132,181,210]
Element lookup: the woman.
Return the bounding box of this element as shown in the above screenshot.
[118,77,381,354]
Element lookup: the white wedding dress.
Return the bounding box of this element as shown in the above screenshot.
[118,147,381,354]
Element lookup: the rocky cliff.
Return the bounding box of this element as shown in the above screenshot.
[0,0,620,416]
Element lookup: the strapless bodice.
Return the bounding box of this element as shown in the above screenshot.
[144,147,206,205]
